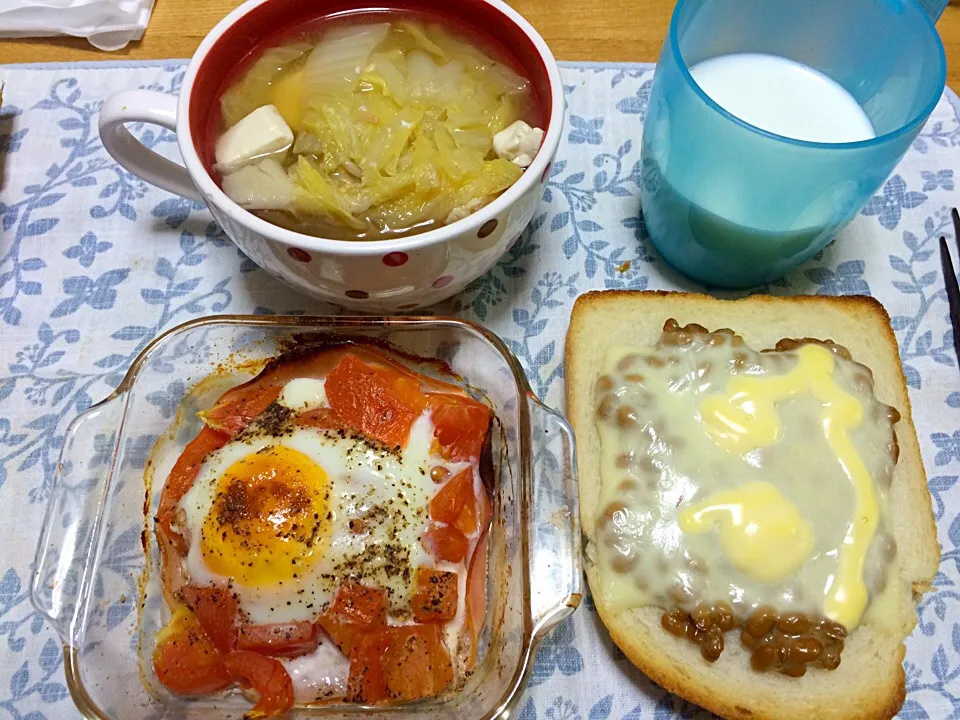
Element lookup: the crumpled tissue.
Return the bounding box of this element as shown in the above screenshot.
[0,0,156,51]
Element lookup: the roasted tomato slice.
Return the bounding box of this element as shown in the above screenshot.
[325,354,428,447]
[346,625,454,703]
[157,520,187,610]
[295,407,340,431]
[200,350,334,436]
[237,621,320,658]
[157,426,230,554]
[429,393,490,461]
[153,609,232,695]
[223,651,295,719]
[380,625,454,701]
[422,523,469,564]
[412,568,459,623]
[475,472,492,533]
[465,532,489,669]
[315,616,361,658]
[201,385,284,436]
[345,632,388,703]
[317,582,388,655]
[203,343,445,436]
[181,585,239,653]
[429,467,478,535]
[329,581,389,625]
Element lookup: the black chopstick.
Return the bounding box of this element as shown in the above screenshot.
[940,207,960,370]
[954,207,960,259]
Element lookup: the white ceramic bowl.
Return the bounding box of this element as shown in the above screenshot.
[99,0,563,311]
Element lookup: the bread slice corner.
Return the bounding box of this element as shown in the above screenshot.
[565,290,939,720]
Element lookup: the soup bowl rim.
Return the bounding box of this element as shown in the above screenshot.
[176,0,564,255]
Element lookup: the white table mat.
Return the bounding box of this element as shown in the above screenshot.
[0,59,958,719]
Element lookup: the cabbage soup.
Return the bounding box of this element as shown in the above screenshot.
[214,16,544,241]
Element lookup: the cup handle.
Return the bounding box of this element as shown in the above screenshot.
[526,393,583,637]
[98,90,202,202]
[31,394,128,646]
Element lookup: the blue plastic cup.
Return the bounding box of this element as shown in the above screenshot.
[640,0,947,288]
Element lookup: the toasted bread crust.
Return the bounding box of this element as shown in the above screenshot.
[566,291,938,720]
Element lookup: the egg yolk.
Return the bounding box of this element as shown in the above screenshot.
[201,446,329,586]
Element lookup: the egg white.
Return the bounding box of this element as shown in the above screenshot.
[277,377,328,412]
[281,638,350,703]
[179,410,446,625]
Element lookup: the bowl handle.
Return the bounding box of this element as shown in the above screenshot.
[526,394,583,637]
[30,394,128,646]
[98,90,202,202]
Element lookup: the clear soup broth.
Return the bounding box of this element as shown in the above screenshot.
[214,14,543,241]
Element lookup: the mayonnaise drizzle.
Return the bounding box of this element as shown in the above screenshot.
[697,344,876,627]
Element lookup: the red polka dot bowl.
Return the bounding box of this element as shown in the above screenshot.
[98,0,563,311]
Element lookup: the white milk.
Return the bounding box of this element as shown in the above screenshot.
[689,53,876,143]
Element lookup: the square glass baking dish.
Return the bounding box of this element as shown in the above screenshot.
[30,315,582,719]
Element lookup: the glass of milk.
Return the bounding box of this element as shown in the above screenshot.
[639,0,947,288]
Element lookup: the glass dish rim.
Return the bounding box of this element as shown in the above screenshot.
[43,313,568,720]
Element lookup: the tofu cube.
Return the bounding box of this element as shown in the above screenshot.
[493,120,544,168]
[215,105,294,174]
[222,158,294,210]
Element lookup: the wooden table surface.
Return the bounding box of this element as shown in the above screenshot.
[3,0,959,87]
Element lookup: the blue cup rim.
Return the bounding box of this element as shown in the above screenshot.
[669,0,947,151]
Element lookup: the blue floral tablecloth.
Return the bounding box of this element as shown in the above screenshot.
[0,59,958,720]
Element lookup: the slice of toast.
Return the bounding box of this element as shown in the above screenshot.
[565,290,939,720]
